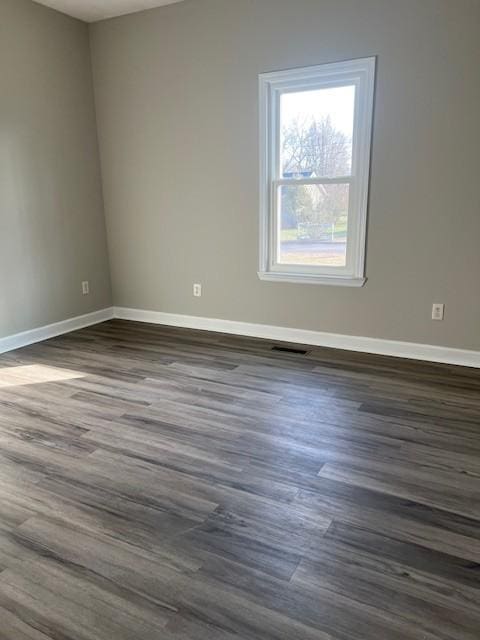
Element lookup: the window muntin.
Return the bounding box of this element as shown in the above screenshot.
[259,58,375,286]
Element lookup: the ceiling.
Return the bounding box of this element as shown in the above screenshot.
[33,0,185,23]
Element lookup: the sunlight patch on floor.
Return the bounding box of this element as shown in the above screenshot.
[0,364,85,388]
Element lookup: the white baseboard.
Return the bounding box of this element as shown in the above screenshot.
[2,305,478,368]
[0,308,114,355]
[114,306,480,369]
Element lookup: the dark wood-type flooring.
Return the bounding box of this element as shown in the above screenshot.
[0,319,479,639]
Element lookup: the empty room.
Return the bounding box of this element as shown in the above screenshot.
[1,0,479,637]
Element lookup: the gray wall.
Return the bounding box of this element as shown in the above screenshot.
[0,0,112,338]
[94,0,477,351]
[89,0,480,351]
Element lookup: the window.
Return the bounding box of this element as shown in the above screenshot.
[258,57,376,286]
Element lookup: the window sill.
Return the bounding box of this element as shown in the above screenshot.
[257,271,367,287]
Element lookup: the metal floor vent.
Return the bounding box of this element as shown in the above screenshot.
[271,345,308,355]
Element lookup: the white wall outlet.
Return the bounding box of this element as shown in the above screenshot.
[82,281,90,295]
[193,283,202,297]
[432,303,444,321]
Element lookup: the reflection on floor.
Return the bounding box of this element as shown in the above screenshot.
[0,364,85,389]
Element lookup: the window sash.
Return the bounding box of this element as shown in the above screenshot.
[273,82,358,183]
[270,179,354,275]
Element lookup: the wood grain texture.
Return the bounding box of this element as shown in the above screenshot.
[0,319,479,639]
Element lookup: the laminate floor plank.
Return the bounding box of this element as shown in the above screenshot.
[0,319,479,638]
[180,553,438,640]
[0,605,55,640]
[319,459,480,519]
[294,479,480,562]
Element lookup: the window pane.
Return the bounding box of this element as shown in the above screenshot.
[280,85,355,179]
[278,183,349,267]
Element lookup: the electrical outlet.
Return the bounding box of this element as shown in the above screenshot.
[82,281,90,295]
[432,303,444,321]
[193,283,202,297]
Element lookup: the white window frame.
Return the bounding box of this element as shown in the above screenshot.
[258,57,376,287]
